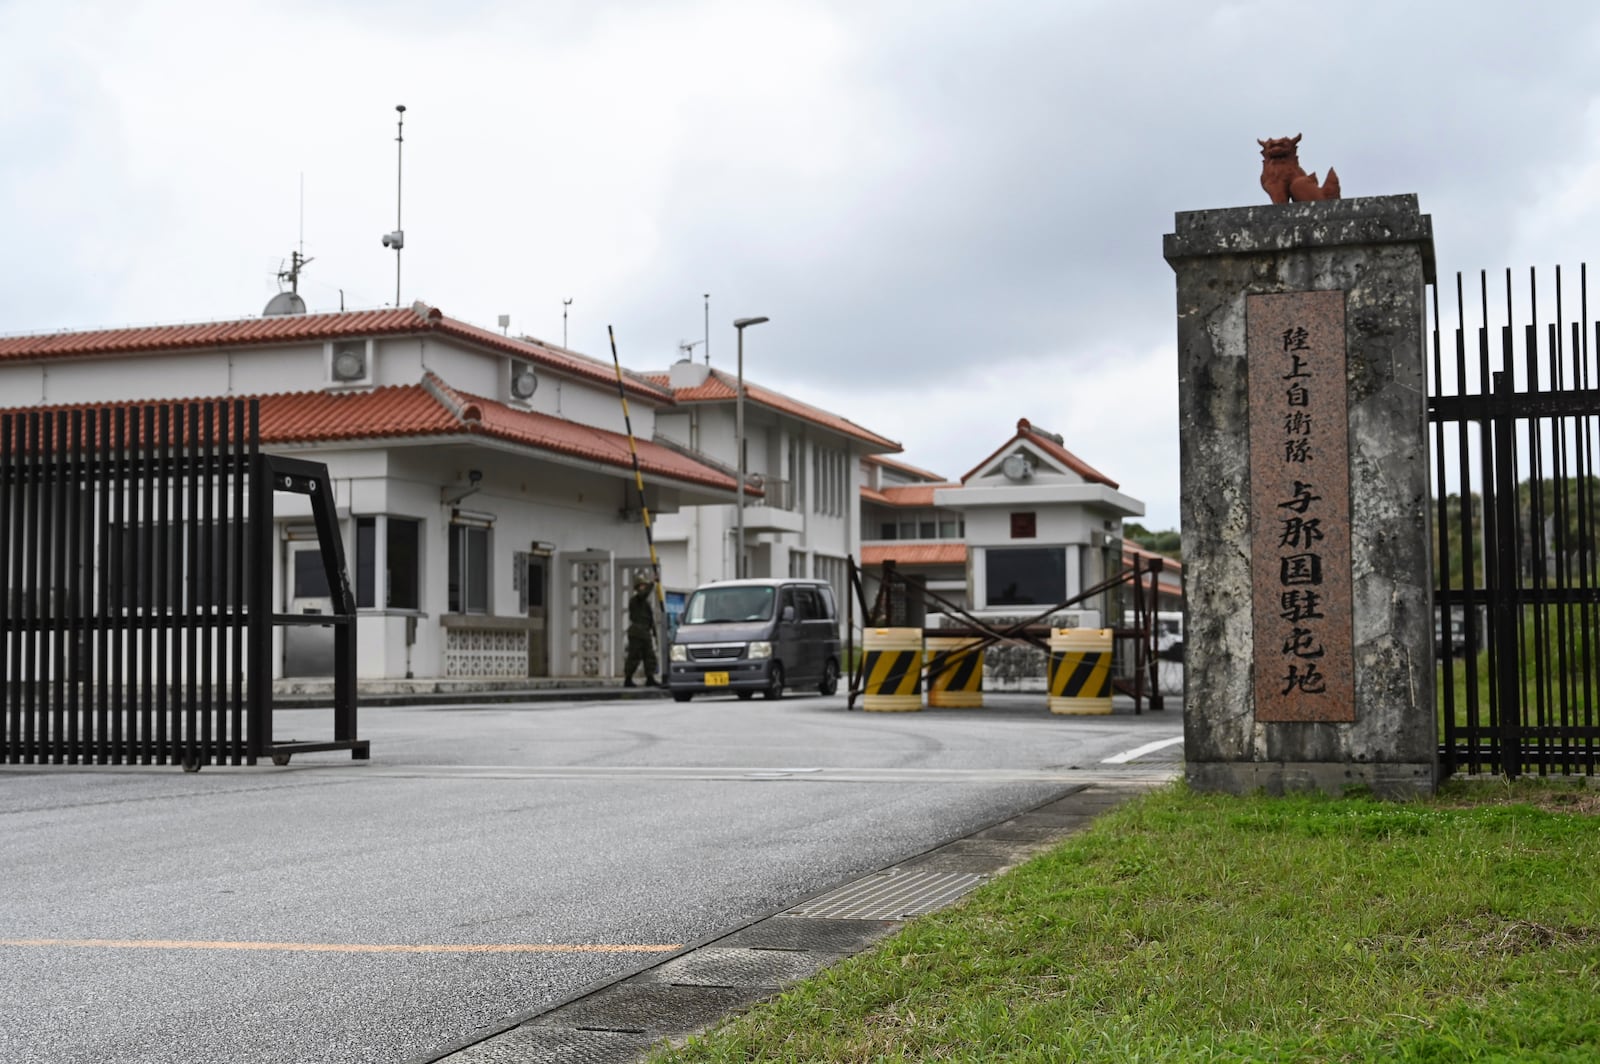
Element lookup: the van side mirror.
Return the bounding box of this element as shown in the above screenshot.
[782,604,797,622]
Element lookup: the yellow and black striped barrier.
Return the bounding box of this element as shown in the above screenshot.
[925,636,984,708]
[1048,628,1113,715]
[862,628,923,712]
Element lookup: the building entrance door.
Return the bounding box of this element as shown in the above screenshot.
[525,550,550,677]
[282,535,334,677]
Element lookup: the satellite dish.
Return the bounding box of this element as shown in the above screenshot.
[263,291,307,316]
[1002,454,1034,481]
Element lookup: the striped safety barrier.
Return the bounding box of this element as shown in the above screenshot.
[863,628,923,712]
[925,636,984,708]
[1048,628,1113,715]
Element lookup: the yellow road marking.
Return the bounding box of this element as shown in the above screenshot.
[0,938,681,954]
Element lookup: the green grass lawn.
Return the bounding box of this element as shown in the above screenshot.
[654,781,1600,1063]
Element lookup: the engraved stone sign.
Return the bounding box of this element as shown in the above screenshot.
[1247,291,1354,722]
[1166,195,1439,796]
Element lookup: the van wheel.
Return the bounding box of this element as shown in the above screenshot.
[818,659,839,696]
[763,663,785,700]
[672,691,692,703]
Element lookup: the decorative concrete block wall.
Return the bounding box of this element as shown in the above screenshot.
[1163,195,1438,797]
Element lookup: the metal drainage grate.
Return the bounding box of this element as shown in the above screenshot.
[785,870,988,920]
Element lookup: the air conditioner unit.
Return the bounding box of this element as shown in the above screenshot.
[509,360,539,400]
[331,347,367,382]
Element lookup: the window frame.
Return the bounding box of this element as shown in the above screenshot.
[354,514,423,612]
[448,523,491,615]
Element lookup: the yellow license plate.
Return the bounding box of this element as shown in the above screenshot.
[705,671,730,686]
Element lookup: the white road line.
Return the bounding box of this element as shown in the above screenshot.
[1101,735,1184,764]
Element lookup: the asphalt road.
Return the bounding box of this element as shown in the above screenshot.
[0,692,1182,1064]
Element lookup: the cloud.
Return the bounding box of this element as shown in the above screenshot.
[5,0,1600,533]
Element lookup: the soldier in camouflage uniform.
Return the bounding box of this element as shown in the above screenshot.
[622,577,659,687]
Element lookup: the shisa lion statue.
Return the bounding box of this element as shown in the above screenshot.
[1259,133,1341,203]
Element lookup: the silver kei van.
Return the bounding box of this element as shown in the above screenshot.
[666,578,841,701]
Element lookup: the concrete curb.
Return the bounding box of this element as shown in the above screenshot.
[409,774,1172,1064]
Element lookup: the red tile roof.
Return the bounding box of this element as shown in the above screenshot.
[961,418,1117,488]
[0,303,673,403]
[2,376,741,494]
[645,368,899,452]
[859,543,968,566]
[1123,541,1182,576]
[858,483,960,507]
[864,454,947,482]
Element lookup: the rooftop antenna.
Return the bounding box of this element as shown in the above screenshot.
[563,298,573,348]
[263,175,313,316]
[703,292,710,365]
[678,338,705,361]
[380,105,407,306]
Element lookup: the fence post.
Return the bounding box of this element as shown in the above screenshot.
[1490,370,1523,777]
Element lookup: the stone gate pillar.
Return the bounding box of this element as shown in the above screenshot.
[1163,194,1438,797]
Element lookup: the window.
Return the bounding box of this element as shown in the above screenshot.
[985,547,1065,607]
[879,522,897,540]
[939,518,959,538]
[1010,512,1037,539]
[387,519,420,609]
[919,520,936,539]
[448,525,489,614]
[355,516,421,610]
[294,549,331,598]
[683,585,774,624]
[795,587,824,620]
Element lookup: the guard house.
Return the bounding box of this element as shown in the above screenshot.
[0,302,742,684]
[859,419,1148,625]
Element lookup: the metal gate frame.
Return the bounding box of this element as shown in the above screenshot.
[1,400,367,769]
[1430,267,1600,778]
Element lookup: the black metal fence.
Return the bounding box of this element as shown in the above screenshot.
[1430,266,1600,777]
[0,399,365,769]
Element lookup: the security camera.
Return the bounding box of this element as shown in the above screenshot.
[468,469,483,484]
[382,230,404,249]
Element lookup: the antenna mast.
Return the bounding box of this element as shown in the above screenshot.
[381,105,407,306]
[703,293,710,365]
[563,298,573,349]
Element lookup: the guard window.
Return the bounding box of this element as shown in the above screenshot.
[293,548,330,599]
[355,516,421,610]
[448,525,489,614]
[986,547,1065,607]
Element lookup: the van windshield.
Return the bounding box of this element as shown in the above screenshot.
[683,586,775,624]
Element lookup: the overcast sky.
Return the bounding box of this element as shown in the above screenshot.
[5,1,1600,528]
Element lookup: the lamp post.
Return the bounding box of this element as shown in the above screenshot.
[732,316,769,579]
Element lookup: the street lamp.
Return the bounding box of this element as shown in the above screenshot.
[733,316,769,579]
